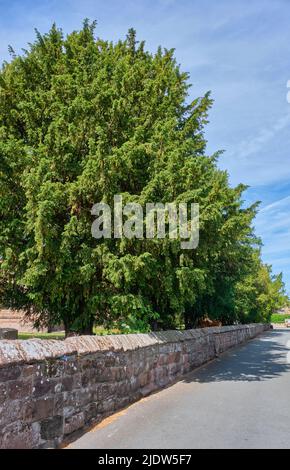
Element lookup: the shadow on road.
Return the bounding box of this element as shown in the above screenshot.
[184,329,290,384]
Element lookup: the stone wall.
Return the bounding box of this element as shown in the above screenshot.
[0,323,270,449]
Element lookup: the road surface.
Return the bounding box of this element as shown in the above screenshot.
[69,329,290,449]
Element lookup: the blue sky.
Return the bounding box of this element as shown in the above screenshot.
[1,0,290,291]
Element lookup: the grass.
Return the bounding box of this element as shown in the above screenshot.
[94,326,122,336]
[18,331,65,340]
[271,313,290,324]
[18,326,122,340]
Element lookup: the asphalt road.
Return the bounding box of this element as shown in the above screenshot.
[69,329,290,449]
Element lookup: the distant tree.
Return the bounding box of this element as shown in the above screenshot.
[0,21,287,334]
[234,252,289,324]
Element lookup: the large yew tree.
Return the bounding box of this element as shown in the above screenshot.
[0,21,287,335]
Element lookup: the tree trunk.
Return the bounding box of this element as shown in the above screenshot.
[78,322,94,336]
[184,307,195,329]
[151,320,159,331]
[64,323,94,338]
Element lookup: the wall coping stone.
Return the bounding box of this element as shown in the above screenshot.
[0,324,265,368]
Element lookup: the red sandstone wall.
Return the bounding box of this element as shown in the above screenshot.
[0,324,270,449]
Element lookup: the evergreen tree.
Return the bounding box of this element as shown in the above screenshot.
[0,21,287,334]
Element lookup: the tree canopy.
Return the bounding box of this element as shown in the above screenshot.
[0,21,288,335]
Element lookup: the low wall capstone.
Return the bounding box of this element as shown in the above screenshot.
[0,323,270,448]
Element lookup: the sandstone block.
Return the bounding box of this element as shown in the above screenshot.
[40,415,63,440]
[64,412,84,435]
[0,365,21,382]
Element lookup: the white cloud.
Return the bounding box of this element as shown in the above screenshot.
[259,195,290,214]
[233,114,290,161]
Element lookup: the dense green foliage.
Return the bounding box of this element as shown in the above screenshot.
[0,22,288,334]
[234,254,288,324]
[271,313,290,324]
